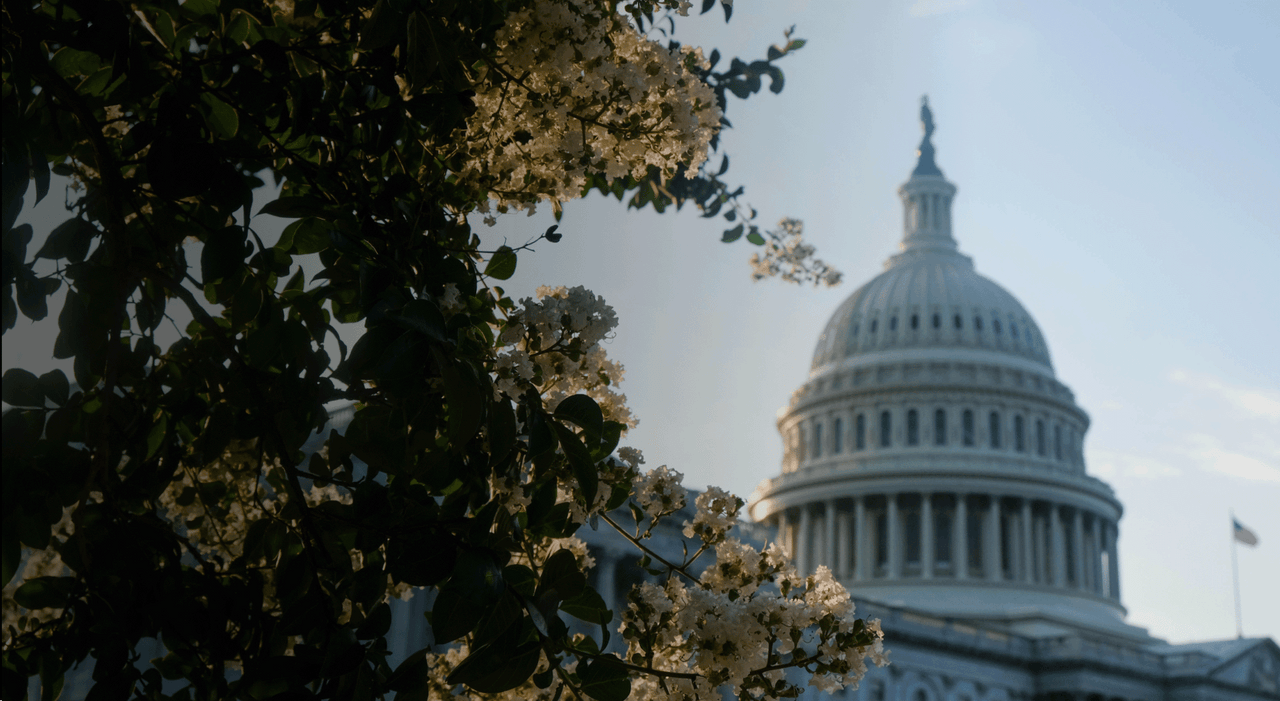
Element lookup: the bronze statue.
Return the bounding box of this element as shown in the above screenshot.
[913,95,942,176]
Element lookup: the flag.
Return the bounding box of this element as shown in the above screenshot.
[1233,519,1258,547]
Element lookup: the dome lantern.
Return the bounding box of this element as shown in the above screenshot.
[893,96,961,266]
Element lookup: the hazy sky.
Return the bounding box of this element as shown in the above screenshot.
[7,0,1277,645]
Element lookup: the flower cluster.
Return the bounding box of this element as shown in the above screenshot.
[457,0,721,211]
[494,285,634,428]
[611,478,887,700]
[749,218,843,287]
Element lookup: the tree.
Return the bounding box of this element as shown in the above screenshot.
[1,0,879,698]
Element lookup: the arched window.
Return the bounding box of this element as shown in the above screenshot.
[813,422,823,459]
[870,319,878,333]
[834,418,844,454]
[907,409,919,446]
[855,414,866,450]
[880,411,892,448]
[934,409,947,446]
[974,316,983,331]
[953,314,962,329]
[933,313,941,329]
[889,316,898,331]
[1054,424,1062,460]
[1015,415,1026,452]
[1011,322,1019,339]
[910,314,919,330]
[989,411,1002,448]
[1036,419,1047,456]
[993,318,1002,334]
[851,323,859,337]
[962,409,975,446]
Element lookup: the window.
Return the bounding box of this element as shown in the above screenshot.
[1015,415,1026,452]
[910,314,919,330]
[933,313,941,329]
[907,409,919,446]
[934,409,947,446]
[993,318,1002,334]
[851,323,859,337]
[1036,419,1047,456]
[870,319,878,333]
[954,314,962,329]
[880,411,892,448]
[1054,424,1062,460]
[989,411,1001,448]
[962,410,975,446]
[889,316,898,331]
[856,414,866,450]
[834,418,844,454]
[813,422,823,459]
[974,316,983,331]
[1011,322,1019,339]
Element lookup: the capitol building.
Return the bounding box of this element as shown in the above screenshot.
[720,100,1278,700]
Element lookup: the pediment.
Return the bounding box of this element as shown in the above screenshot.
[1212,639,1280,694]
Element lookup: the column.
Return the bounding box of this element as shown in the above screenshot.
[836,510,851,579]
[825,499,838,572]
[1050,503,1065,587]
[886,493,899,580]
[1107,520,1121,601]
[797,506,812,576]
[1020,499,1034,583]
[1072,509,1085,589]
[596,555,618,612]
[984,497,1002,581]
[1092,514,1104,594]
[921,493,934,579]
[854,496,868,581]
[954,494,969,580]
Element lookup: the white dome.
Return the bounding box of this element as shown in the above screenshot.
[811,248,1054,375]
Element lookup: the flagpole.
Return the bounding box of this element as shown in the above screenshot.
[1231,511,1243,639]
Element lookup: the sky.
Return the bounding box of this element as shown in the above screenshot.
[7,0,1278,645]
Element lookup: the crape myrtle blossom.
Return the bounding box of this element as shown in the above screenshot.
[493,285,635,428]
[749,218,843,287]
[457,0,722,211]
[612,474,888,700]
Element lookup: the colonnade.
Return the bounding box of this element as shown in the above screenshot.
[770,492,1120,600]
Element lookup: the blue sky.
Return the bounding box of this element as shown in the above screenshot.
[7,0,1277,644]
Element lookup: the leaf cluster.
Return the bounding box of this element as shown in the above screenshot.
[1,0,810,698]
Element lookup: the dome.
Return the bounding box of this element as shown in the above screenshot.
[810,248,1055,375]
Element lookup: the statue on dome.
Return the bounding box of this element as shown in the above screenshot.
[913,95,943,176]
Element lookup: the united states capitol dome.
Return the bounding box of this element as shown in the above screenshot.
[810,126,1053,377]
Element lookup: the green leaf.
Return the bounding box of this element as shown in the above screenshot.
[554,394,603,446]
[484,245,517,280]
[721,223,744,243]
[577,656,631,701]
[746,230,766,246]
[449,640,541,693]
[259,196,330,219]
[37,370,69,406]
[35,218,97,262]
[50,47,102,77]
[14,577,74,610]
[536,548,585,602]
[288,217,332,254]
[560,586,611,625]
[200,93,239,139]
[552,422,598,506]
[358,0,403,50]
[431,587,483,643]
[2,368,42,407]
